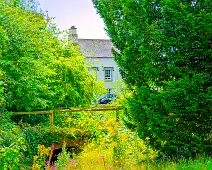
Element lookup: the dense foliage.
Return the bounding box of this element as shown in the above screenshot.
[0,0,102,112]
[93,0,212,158]
[0,0,105,168]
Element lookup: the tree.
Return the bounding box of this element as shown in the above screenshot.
[92,0,212,158]
[0,1,103,112]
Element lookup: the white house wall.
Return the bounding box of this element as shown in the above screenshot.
[87,57,122,89]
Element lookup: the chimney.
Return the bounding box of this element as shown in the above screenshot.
[68,26,78,44]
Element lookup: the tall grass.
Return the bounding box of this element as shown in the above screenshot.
[32,109,211,170]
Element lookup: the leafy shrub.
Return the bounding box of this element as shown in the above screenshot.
[0,112,27,169]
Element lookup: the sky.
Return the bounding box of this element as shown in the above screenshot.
[38,0,109,39]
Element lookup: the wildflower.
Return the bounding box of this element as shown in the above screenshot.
[33,163,41,170]
[112,142,118,147]
[51,166,56,170]
[109,165,113,170]
[33,155,38,161]
[106,120,116,126]
[68,158,77,166]
[46,161,50,165]
[146,137,150,140]
[51,144,55,150]
[119,134,128,141]
[70,159,77,165]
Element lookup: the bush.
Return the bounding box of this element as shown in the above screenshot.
[0,112,27,169]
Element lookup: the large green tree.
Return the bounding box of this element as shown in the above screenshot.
[0,0,102,112]
[93,0,212,158]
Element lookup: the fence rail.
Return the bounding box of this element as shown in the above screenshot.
[13,105,123,126]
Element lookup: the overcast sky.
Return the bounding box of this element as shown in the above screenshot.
[38,0,109,39]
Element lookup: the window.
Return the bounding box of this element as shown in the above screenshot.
[104,67,114,81]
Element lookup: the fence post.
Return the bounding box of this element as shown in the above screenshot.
[116,109,120,122]
[49,111,54,127]
[113,108,121,167]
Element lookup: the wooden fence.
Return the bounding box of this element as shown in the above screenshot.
[13,105,123,126]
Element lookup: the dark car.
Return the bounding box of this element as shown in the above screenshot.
[98,94,115,104]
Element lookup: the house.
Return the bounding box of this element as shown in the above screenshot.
[68,26,122,93]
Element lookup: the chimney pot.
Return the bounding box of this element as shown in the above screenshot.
[69,26,78,44]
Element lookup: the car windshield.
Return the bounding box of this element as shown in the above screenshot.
[106,94,114,98]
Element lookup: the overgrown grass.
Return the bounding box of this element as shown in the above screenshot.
[32,109,211,170]
[53,149,212,170]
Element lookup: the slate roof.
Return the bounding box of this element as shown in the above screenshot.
[78,39,114,58]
